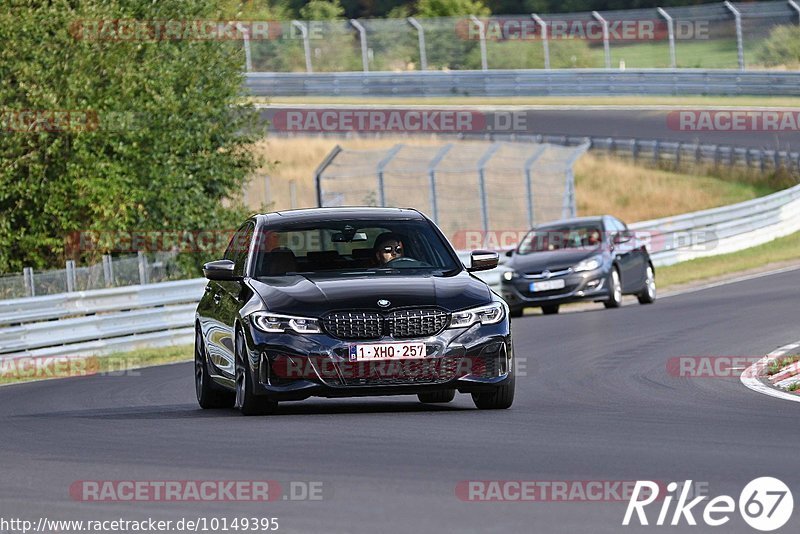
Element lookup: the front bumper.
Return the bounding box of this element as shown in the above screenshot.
[243,319,513,401]
[501,269,610,308]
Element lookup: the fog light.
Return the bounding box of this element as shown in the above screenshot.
[586,278,601,289]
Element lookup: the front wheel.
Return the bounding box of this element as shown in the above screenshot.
[418,389,456,404]
[603,268,622,309]
[541,304,559,315]
[234,330,277,416]
[195,328,234,409]
[471,371,515,410]
[637,265,656,304]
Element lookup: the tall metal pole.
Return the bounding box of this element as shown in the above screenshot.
[350,19,370,72]
[656,8,676,68]
[427,144,453,224]
[531,14,550,70]
[407,17,428,71]
[563,142,590,218]
[376,144,404,207]
[523,145,547,228]
[313,145,343,207]
[724,1,745,70]
[592,11,611,69]
[291,21,313,73]
[789,0,800,23]
[469,15,488,70]
[236,23,253,72]
[476,143,502,233]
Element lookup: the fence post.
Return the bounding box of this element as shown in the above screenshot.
[102,254,113,287]
[656,8,676,68]
[407,17,428,71]
[563,142,590,218]
[724,1,745,70]
[23,267,35,297]
[653,140,660,164]
[469,15,488,70]
[236,23,253,72]
[592,11,611,69]
[676,142,682,168]
[523,145,547,227]
[66,260,76,292]
[291,21,313,73]
[427,144,453,224]
[350,19,370,72]
[289,179,297,209]
[376,144,404,207]
[790,0,800,23]
[137,251,149,285]
[314,145,343,207]
[632,139,639,162]
[476,143,502,233]
[531,14,550,69]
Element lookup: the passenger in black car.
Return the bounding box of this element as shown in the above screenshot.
[374,232,406,266]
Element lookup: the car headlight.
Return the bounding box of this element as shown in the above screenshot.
[449,302,505,328]
[574,254,603,272]
[502,270,517,282]
[251,312,321,334]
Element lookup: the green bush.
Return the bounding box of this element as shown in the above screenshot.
[0,0,265,274]
[755,24,800,68]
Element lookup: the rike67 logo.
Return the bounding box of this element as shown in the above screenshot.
[623,477,793,531]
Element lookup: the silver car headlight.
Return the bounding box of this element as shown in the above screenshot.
[574,254,603,272]
[251,312,322,334]
[448,302,505,328]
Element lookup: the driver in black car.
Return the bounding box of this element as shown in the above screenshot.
[374,232,406,266]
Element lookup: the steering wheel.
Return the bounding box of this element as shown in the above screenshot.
[385,256,417,266]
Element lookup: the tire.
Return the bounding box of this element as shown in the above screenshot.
[509,306,524,318]
[195,327,234,409]
[234,328,277,416]
[418,389,456,404]
[637,265,656,305]
[541,304,559,315]
[603,267,622,309]
[471,372,515,410]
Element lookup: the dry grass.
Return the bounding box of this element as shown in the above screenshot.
[245,136,768,224]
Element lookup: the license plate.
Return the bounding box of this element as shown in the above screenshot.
[530,279,565,292]
[349,342,426,361]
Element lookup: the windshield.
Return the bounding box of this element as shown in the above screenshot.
[517,224,603,254]
[251,218,460,277]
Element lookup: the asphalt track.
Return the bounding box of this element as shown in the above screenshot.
[1,268,799,533]
[259,106,800,151]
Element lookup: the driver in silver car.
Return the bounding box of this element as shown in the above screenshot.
[374,233,406,266]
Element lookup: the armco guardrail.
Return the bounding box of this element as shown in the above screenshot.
[0,279,206,360]
[2,184,799,360]
[245,70,800,97]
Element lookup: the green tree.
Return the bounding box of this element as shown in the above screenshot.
[0,0,264,273]
[755,24,800,68]
[300,0,346,20]
[415,0,491,17]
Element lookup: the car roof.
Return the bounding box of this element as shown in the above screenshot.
[536,216,607,229]
[258,207,426,225]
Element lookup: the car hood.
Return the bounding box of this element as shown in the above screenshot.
[250,271,492,316]
[509,249,601,273]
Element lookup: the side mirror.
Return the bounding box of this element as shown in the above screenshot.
[613,231,632,244]
[467,250,499,272]
[505,249,514,258]
[203,259,240,281]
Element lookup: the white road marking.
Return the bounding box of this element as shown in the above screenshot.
[741,343,800,404]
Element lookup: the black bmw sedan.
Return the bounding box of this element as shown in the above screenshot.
[195,207,514,415]
[500,215,656,317]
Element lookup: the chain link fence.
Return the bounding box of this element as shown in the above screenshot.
[247,1,799,73]
[0,251,184,300]
[314,140,589,248]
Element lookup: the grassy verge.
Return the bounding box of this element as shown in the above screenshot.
[0,345,192,386]
[249,95,800,107]
[657,230,800,288]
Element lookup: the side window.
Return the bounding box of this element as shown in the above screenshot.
[605,218,622,241]
[224,222,254,277]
